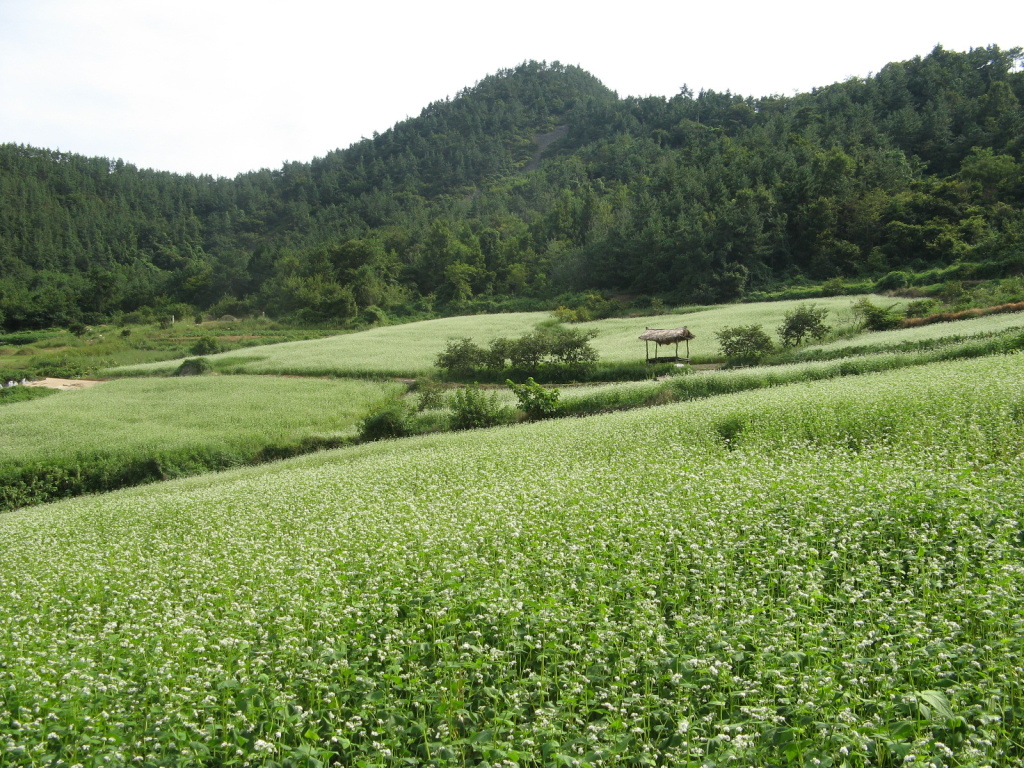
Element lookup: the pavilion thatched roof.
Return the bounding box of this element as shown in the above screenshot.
[639,327,695,345]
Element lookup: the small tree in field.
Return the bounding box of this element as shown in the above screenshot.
[778,304,831,347]
[436,338,486,378]
[449,385,510,430]
[507,378,560,420]
[716,324,774,364]
[852,298,903,331]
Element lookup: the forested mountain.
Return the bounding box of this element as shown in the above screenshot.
[1,48,1023,330]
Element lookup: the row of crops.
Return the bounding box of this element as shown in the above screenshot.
[2,354,1022,766]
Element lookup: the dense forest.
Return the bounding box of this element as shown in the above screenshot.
[1,46,1022,330]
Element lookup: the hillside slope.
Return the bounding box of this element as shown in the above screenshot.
[1,47,1022,330]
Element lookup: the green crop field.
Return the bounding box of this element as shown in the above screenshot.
[105,296,892,379]
[105,313,551,378]
[788,309,1024,359]
[2,354,1022,766]
[581,295,873,363]
[0,376,402,510]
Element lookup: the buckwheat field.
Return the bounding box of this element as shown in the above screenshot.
[2,355,1023,767]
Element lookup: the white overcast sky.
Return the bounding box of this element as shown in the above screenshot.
[1,0,1021,178]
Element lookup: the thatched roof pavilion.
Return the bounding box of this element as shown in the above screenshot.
[639,327,695,363]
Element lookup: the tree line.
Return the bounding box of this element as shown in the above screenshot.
[1,49,1022,330]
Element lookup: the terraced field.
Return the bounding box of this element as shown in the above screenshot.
[104,296,886,378]
[2,354,1022,766]
[0,376,402,510]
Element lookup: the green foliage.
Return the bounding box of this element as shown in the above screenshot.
[875,270,913,291]
[190,336,221,355]
[716,324,775,363]
[904,298,938,318]
[449,384,511,430]
[413,377,447,411]
[435,337,487,378]
[436,325,598,381]
[3,356,1023,765]
[0,384,53,406]
[550,292,623,322]
[174,357,214,376]
[820,277,847,297]
[777,304,831,347]
[4,47,1024,330]
[33,357,96,379]
[507,377,560,420]
[852,298,904,331]
[359,401,413,441]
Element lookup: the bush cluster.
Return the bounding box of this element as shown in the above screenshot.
[436,324,598,381]
[449,385,512,430]
[174,357,214,376]
[359,402,413,441]
[852,298,904,330]
[507,377,560,420]
[718,304,834,363]
[190,336,221,355]
[777,304,831,347]
[715,324,775,364]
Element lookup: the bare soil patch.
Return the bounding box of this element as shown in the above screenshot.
[24,377,105,391]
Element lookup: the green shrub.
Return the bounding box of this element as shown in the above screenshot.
[359,402,412,441]
[436,326,598,381]
[507,377,560,420]
[904,299,939,318]
[34,358,95,379]
[413,377,447,411]
[552,306,586,323]
[939,280,970,305]
[778,304,831,347]
[820,277,846,296]
[450,385,511,430]
[875,271,912,291]
[174,357,214,376]
[190,336,221,355]
[716,325,774,364]
[0,385,54,406]
[852,298,904,331]
[436,337,487,378]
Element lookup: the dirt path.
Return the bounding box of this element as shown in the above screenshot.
[524,125,569,172]
[23,377,105,391]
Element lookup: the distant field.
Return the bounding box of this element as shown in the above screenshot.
[1,376,401,464]
[581,295,873,362]
[105,297,891,379]
[105,312,551,378]
[0,318,338,379]
[789,308,1024,358]
[0,376,402,509]
[2,355,1021,766]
